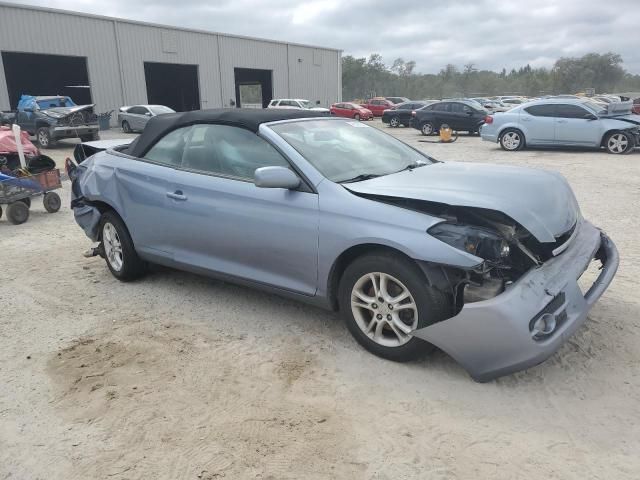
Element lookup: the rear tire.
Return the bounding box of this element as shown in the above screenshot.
[338,252,451,362]
[6,201,29,225]
[604,131,635,154]
[43,191,61,213]
[389,116,400,127]
[354,114,361,121]
[80,133,99,142]
[499,128,525,151]
[421,122,435,136]
[99,211,147,281]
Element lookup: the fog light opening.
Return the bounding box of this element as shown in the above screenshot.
[531,313,557,340]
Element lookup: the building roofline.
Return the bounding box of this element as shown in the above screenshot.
[0,1,343,53]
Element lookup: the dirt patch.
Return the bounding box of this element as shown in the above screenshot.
[46,322,356,479]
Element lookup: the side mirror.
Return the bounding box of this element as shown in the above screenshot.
[254,166,300,189]
[23,108,33,112]
[466,110,474,115]
[145,112,152,116]
[584,113,597,120]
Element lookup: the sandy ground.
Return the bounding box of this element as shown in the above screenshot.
[1,121,639,479]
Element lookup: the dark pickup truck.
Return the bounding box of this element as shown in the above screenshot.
[0,95,99,147]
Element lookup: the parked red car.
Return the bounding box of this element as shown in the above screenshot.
[360,97,395,116]
[330,102,373,120]
[632,98,640,115]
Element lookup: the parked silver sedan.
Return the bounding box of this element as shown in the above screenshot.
[118,104,175,133]
[481,98,640,154]
[66,109,618,382]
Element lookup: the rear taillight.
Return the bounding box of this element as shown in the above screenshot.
[484,115,493,124]
[411,111,416,117]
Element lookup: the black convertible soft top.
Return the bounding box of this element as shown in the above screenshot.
[128,108,328,157]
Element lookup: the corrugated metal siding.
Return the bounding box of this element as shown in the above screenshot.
[287,46,341,108]
[115,22,223,109]
[0,3,341,118]
[218,36,289,107]
[0,6,122,113]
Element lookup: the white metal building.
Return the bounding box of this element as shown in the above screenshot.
[0,2,342,123]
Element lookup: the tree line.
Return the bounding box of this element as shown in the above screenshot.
[342,52,640,100]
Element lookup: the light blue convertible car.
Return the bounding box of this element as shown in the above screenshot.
[67,109,618,381]
[481,98,639,154]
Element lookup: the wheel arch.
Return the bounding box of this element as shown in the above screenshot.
[600,128,634,147]
[84,199,128,240]
[497,125,526,145]
[326,243,457,311]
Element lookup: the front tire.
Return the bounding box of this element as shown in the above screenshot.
[43,191,61,213]
[99,211,147,281]
[499,128,525,151]
[338,252,451,362]
[605,131,635,154]
[36,127,53,148]
[122,120,131,133]
[354,114,361,121]
[389,116,400,128]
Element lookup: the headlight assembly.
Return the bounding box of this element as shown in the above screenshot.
[428,223,510,262]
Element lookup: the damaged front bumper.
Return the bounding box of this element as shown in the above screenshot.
[412,220,618,382]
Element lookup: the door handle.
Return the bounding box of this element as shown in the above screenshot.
[166,190,187,201]
[557,119,568,124]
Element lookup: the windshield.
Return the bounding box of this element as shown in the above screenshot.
[299,100,312,108]
[149,106,176,115]
[270,119,434,183]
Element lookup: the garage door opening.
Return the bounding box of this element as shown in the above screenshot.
[234,68,272,108]
[144,62,200,112]
[2,52,92,109]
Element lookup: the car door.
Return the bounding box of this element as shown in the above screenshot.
[170,123,320,295]
[117,126,192,259]
[520,104,556,145]
[553,104,602,146]
[133,106,151,130]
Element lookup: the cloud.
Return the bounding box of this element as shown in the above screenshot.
[7,0,640,73]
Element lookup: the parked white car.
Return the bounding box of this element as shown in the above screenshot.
[118,105,175,133]
[267,99,329,113]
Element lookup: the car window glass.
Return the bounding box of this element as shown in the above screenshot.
[143,126,191,166]
[128,106,144,115]
[524,104,556,117]
[181,124,290,180]
[556,104,590,119]
[432,103,448,112]
[449,103,464,113]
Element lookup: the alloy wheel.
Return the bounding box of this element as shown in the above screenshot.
[38,130,49,147]
[607,133,629,153]
[390,117,400,127]
[350,272,418,347]
[103,222,124,271]
[502,131,521,150]
[421,123,433,135]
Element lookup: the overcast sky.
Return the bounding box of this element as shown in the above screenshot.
[8,0,640,73]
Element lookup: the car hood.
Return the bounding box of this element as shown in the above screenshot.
[42,104,95,118]
[602,114,640,126]
[344,161,580,243]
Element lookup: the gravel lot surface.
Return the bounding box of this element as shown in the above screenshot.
[1,120,639,479]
